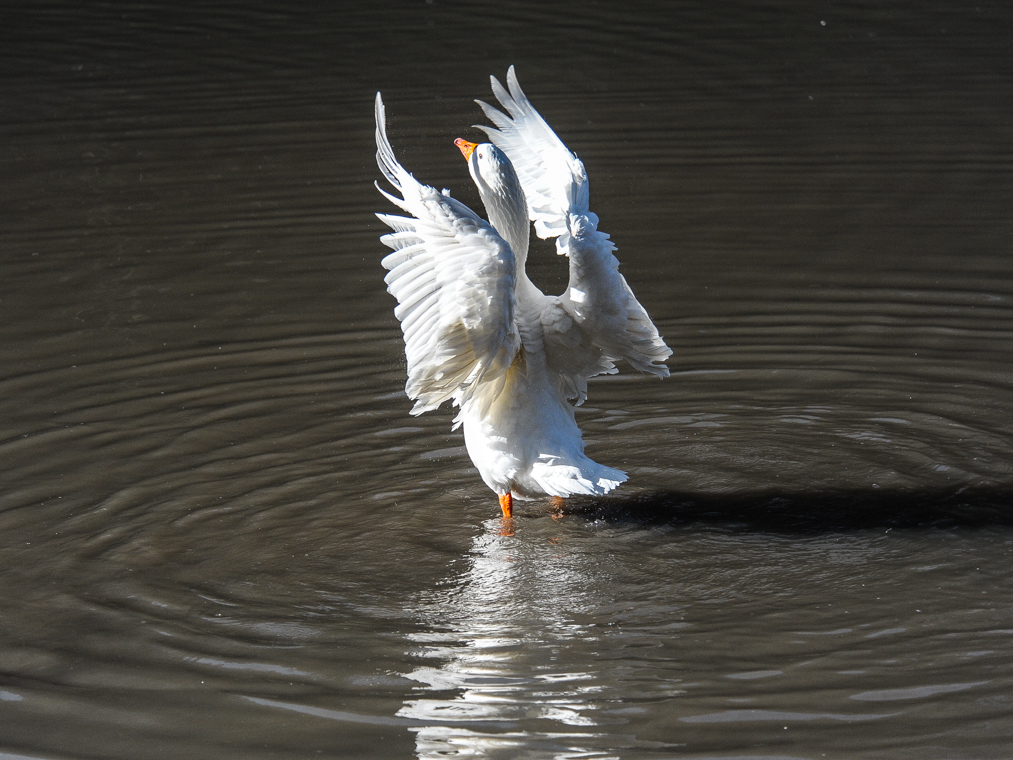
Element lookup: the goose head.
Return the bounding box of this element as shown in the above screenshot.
[455,139,529,264]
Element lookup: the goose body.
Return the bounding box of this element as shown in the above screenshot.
[374,68,671,514]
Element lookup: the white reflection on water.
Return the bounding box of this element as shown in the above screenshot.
[398,520,621,759]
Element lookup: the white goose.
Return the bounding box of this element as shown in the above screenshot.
[374,67,671,518]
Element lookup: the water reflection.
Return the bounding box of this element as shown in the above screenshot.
[399,520,620,758]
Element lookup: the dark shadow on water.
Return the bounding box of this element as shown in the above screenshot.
[556,486,1013,533]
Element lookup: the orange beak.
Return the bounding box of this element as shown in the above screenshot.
[454,138,478,161]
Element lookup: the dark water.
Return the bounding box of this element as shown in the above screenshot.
[3,1,1013,757]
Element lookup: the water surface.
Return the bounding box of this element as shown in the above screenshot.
[2,1,1013,757]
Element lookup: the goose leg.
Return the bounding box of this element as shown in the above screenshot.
[550,496,566,519]
[498,492,513,518]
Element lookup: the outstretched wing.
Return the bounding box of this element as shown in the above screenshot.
[375,93,520,415]
[543,222,674,403]
[475,67,671,402]
[476,67,587,246]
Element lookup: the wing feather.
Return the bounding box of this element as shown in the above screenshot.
[374,93,520,415]
[543,226,671,404]
[476,66,588,245]
[474,69,671,399]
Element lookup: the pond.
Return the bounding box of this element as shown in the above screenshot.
[2,1,1012,757]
